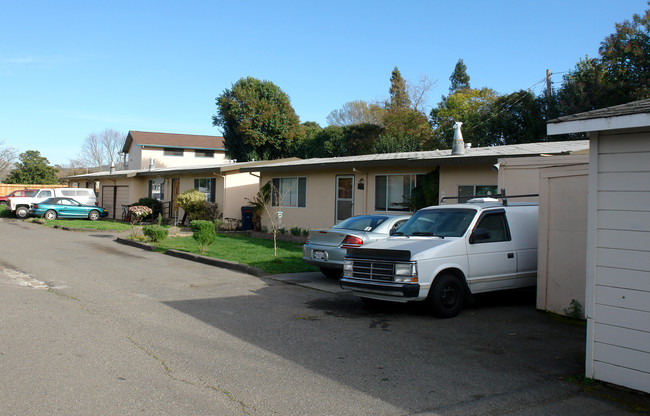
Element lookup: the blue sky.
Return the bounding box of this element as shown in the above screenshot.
[1,0,647,166]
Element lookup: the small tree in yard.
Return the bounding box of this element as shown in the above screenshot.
[177,189,206,222]
[245,180,293,261]
[190,220,216,253]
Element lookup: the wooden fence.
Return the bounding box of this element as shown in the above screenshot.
[0,184,66,196]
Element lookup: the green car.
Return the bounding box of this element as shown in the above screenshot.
[29,197,108,221]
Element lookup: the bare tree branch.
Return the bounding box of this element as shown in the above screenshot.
[0,139,19,181]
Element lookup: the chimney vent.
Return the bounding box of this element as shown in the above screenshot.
[451,121,465,155]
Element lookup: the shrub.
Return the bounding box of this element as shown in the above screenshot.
[290,226,301,236]
[142,225,169,242]
[204,202,221,222]
[190,220,216,252]
[135,197,163,221]
[177,190,206,221]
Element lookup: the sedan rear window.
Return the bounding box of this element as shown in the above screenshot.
[332,216,389,232]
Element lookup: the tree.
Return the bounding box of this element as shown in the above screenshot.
[212,76,305,161]
[4,150,59,184]
[387,67,411,110]
[485,90,547,145]
[407,75,437,113]
[292,121,323,158]
[555,57,608,115]
[0,139,18,181]
[78,129,125,169]
[373,108,432,153]
[429,87,499,149]
[449,59,471,93]
[326,100,384,126]
[599,7,650,103]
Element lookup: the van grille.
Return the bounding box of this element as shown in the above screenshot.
[350,260,395,281]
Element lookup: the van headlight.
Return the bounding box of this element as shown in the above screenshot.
[394,262,418,283]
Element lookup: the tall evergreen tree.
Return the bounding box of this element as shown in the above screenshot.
[388,67,411,110]
[449,59,471,93]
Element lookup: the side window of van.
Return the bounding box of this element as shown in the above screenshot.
[61,190,75,196]
[472,212,511,243]
[39,190,53,198]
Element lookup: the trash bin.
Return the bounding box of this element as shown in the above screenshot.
[241,206,254,231]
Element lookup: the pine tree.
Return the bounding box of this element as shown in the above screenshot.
[388,67,411,110]
[449,59,471,93]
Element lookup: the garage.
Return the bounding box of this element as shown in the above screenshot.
[548,99,650,394]
[101,185,129,220]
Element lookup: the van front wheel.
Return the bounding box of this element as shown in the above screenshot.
[425,273,464,318]
[15,206,29,219]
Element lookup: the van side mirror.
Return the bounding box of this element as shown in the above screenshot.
[470,228,490,244]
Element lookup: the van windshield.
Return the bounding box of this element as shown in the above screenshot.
[393,208,476,238]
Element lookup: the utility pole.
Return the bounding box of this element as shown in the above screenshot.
[545,69,552,108]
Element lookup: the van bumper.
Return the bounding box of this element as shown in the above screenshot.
[340,277,420,298]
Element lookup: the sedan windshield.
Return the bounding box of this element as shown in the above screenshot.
[332,216,389,232]
[394,208,476,238]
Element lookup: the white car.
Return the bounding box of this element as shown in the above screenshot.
[303,214,411,278]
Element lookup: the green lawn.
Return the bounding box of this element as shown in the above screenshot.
[29,218,134,231]
[153,233,318,275]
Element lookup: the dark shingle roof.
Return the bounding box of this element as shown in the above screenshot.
[123,131,226,153]
[548,99,650,124]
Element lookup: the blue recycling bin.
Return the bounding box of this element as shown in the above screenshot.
[241,206,254,231]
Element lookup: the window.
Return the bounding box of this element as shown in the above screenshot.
[194,178,216,202]
[195,149,214,158]
[471,211,511,243]
[163,148,184,156]
[148,180,165,201]
[375,174,425,211]
[271,177,306,207]
[458,185,498,203]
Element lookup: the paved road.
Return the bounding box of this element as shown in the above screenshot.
[1,219,648,415]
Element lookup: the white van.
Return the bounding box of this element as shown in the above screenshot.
[7,188,97,219]
[341,198,539,318]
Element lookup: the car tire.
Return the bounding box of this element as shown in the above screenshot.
[44,210,57,220]
[425,273,465,318]
[88,210,100,221]
[320,267,342,279]
[15,206,29,219]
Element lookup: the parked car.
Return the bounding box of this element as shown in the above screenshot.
[29,197,108,221]
[303,214,411,278]
[7,187,97,219]
[341,198,539,318]
[0,189,36,205]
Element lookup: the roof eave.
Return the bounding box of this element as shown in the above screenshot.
[547,113,650,135]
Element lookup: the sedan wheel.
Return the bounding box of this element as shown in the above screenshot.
[44,210,58,220]
[88,210,100,221]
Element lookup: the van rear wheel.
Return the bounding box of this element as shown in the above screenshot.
[425,273,464,318]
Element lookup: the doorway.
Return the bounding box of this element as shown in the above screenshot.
[336,175,354,223]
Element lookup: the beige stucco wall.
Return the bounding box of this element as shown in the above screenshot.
[438,164,497,202]
[126,144,227,170]
[94,169,258,223]
[258,163,497,231]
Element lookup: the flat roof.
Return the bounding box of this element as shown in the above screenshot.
[239,140,589,173]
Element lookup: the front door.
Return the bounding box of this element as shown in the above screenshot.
[171,178,180,219]
[336,175,354,223]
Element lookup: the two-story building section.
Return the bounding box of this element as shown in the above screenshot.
[122,131,227,169]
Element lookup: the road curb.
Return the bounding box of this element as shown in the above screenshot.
[114,237,266,276]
